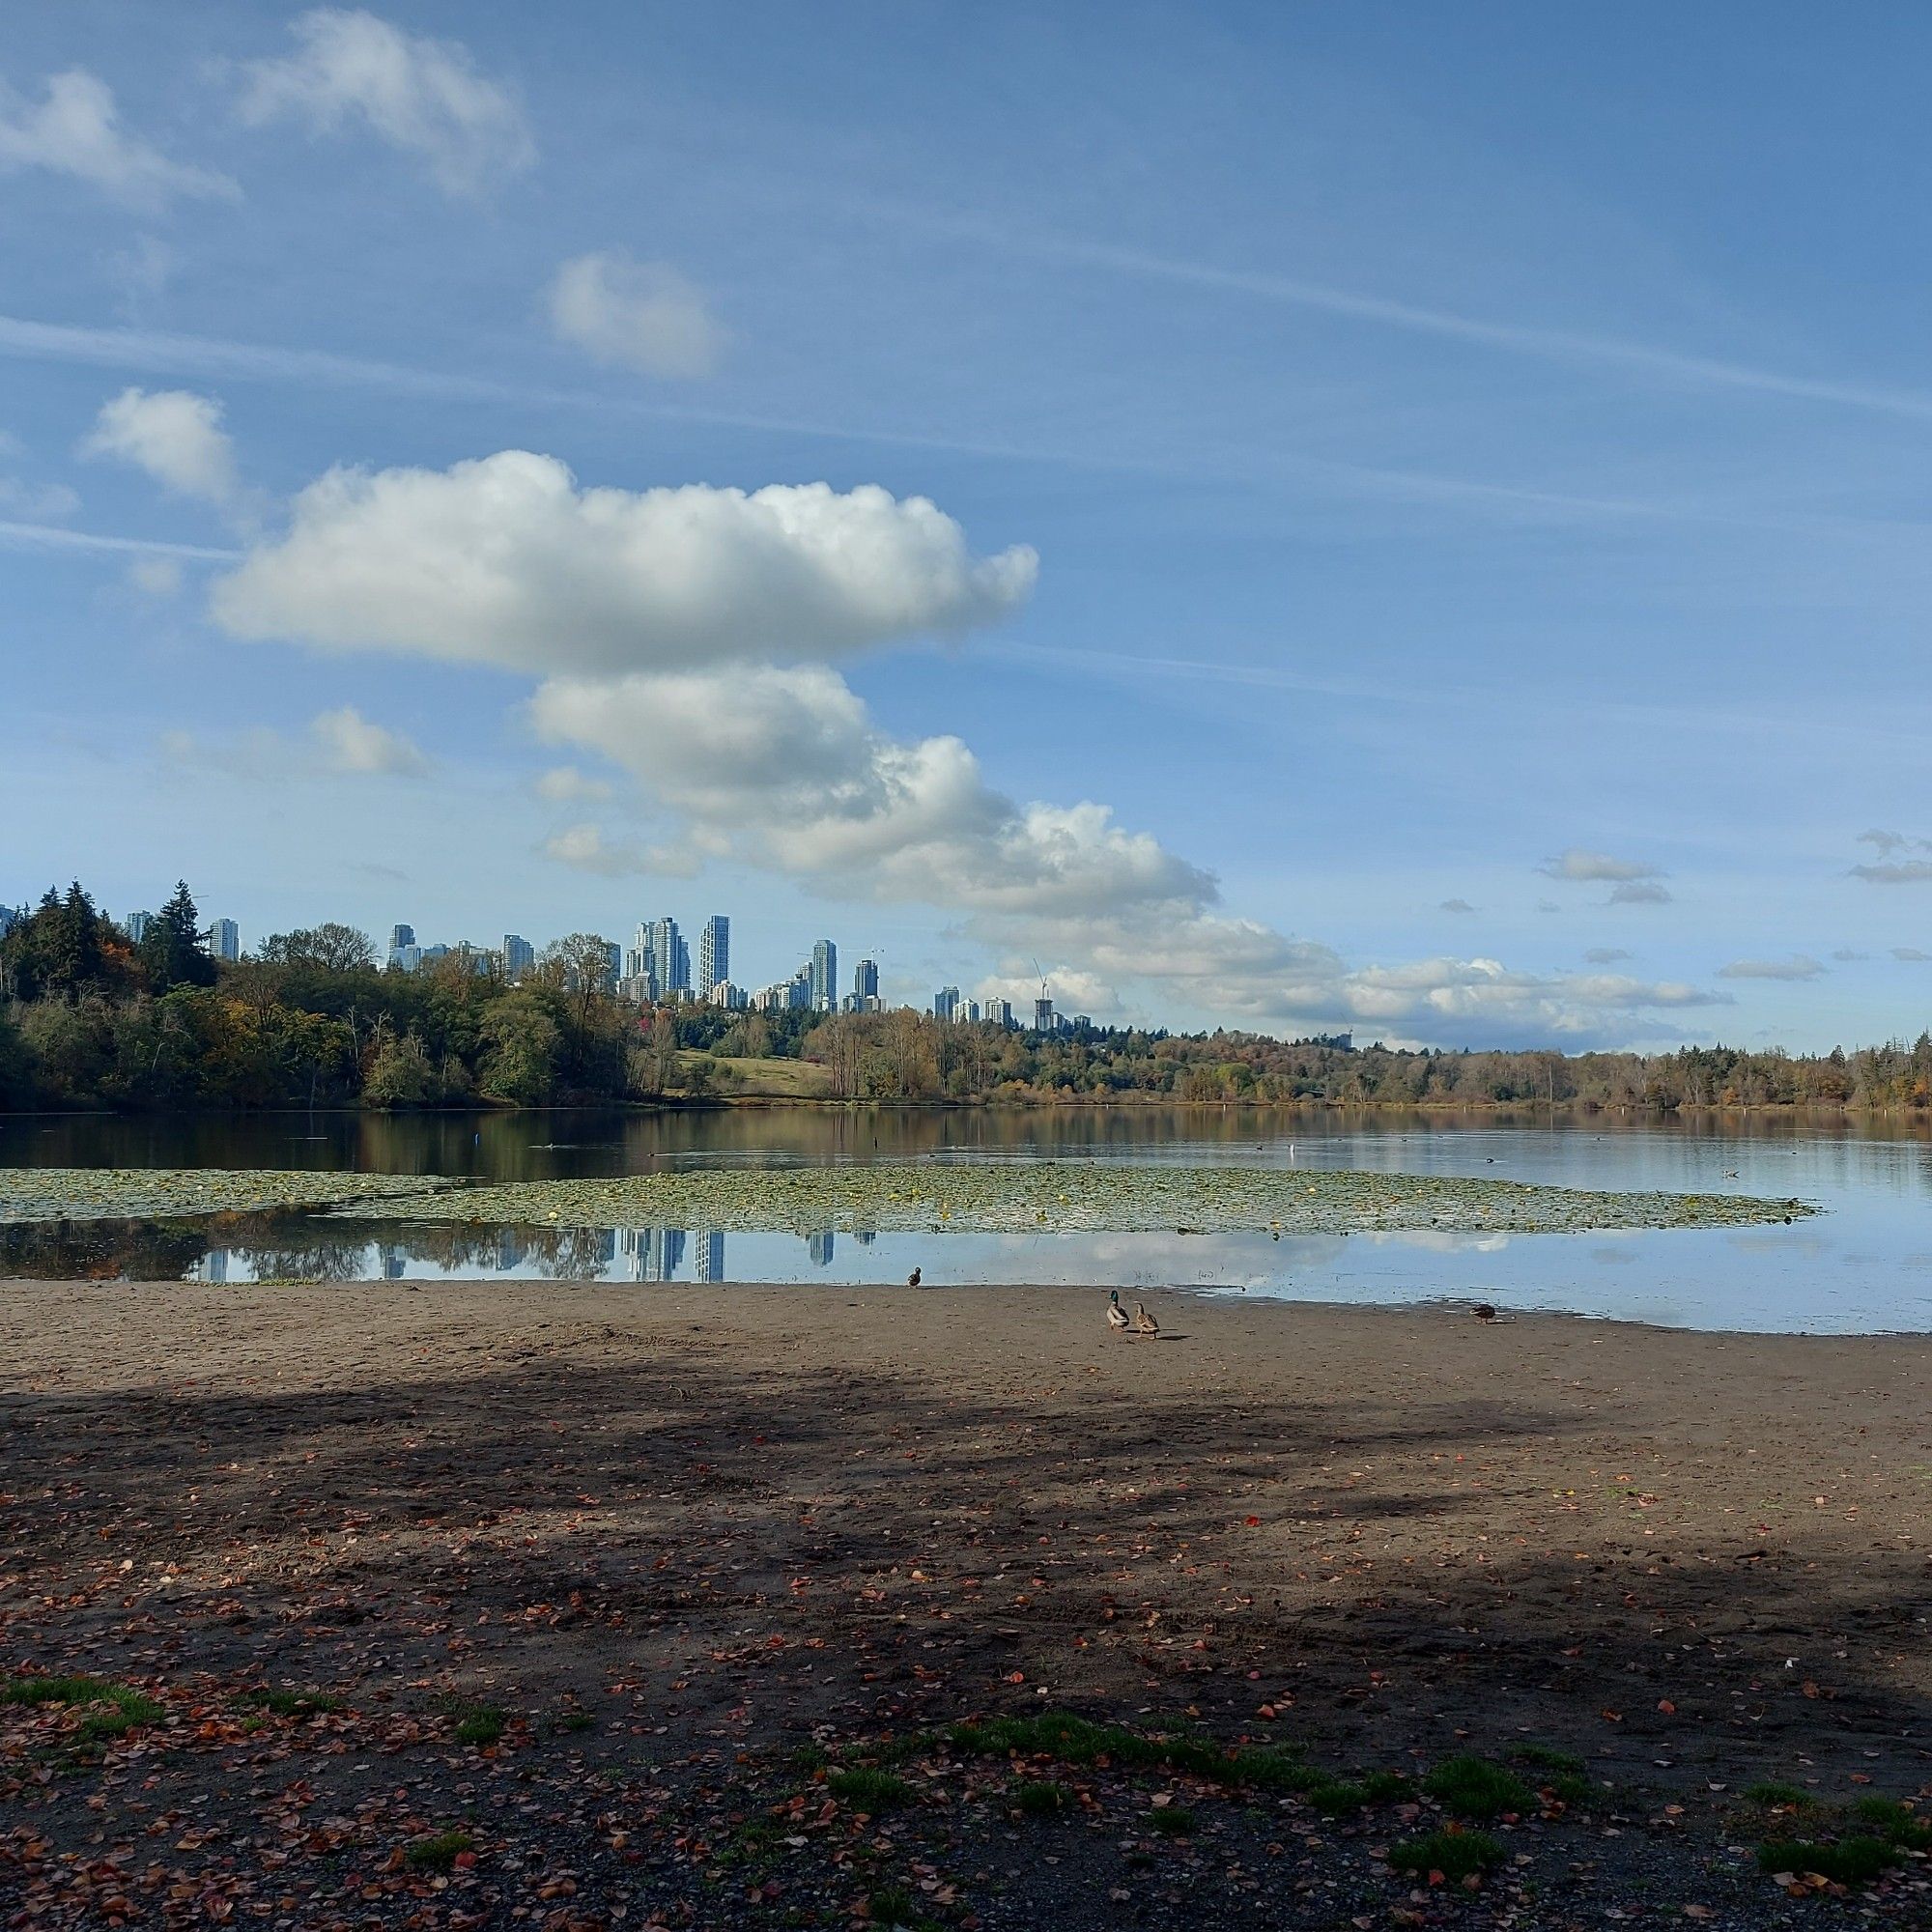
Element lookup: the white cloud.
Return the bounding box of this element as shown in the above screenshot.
[549,251,722,379]
[83,387,239,509]
[234,8,532,195]
[1606,879,1673,905]
[1542,847,1663,883]
[542,822,697,879]
[0,475,80,519]
[0,68,237,208]
[1438,897,1475,914]
[1583,946,1632,964]
[1891,948,1932,963]
[1718,955,1825,981]
[212,452,1038,673]
[310,704,428,776]
[1831,948,1869,962]
[128,555,183,597]
[528,661,1731,1045]
[534,765,613,805]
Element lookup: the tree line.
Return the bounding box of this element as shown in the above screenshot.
[4,881,1930,1113]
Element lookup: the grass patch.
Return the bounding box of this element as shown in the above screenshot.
[1389,1828,1505,1884]
[242,1688,344,1717]
[866,1884,941,1929]
[1758,1837,1899,1887]
[3,1676,164,1741]
[549,1709,595,1736]
[793,1741,831,1774]
[946,1710,1406,1815]
[1012,1779,1070,1818]
[432,1694,508,1747]
[1148,1804,1196,1835]
[404,1830,473,1872]
[1743,1779,1814,1810]
[1850,1797,1930,1850]
[1510,1744,1583,1775]
[827,1766,915,1808]
[1422,1755,1534,1822]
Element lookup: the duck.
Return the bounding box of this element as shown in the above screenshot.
[1471,1301,1498,1322]
[907,1266,922,1289]
[1107,1290,1130,1332]
[1133,1301,1160,1337]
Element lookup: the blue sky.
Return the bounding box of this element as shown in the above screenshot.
[3,1,1930,1048]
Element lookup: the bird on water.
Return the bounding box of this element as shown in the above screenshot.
[1107,1290,1130,1331]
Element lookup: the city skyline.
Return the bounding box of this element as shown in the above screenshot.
[6,8,1932,1051]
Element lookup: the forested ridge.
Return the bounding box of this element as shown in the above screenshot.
[4,881,1930,1113]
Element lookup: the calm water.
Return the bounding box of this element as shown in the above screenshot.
[3,1107,1929,1334]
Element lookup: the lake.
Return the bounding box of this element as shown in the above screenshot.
[3,1106,1929,1333]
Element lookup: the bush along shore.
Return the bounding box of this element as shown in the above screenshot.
[6,879,1932,1114]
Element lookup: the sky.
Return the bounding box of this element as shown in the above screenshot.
[3,1,1930,1051]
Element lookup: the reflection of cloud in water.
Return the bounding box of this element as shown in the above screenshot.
[1352,1229,1511,1255]
[1727,1229,1831,1255]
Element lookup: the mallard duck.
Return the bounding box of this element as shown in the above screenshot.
[1133,1302,1159,1336]
[1471,1301,1497,1322]
[1107,1290,1130,1331]
[907,1266,922,1289]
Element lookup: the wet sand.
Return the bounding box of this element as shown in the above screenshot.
[3,1279,1928,1927]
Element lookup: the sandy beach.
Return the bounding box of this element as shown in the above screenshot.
[3,1279,1928,1928]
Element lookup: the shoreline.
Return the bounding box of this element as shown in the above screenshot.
[5,1281,1929,1925]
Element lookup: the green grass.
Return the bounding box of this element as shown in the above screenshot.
[1850,1797,1930,1850]
[1388,1828,1506,1883]
[1148,1804,1196,1835]
[431,1694,508,1747]
[1743,1779,1814,1809]
[550,1709,595,1735]
[827,1766,915,1808]
[1012,1779,1070,1817]
[242,1688,344,1717]
[945,1710,1406,1816]
[1758,1837,1899,1886]
[1422,1755,1535,1821]
[2,1676,164,1741]
[404,1830,474,1872]
[1509,1744,1583,1775]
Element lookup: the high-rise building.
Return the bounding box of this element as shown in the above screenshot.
[1034,994,1055,1033]
[698,915,728,997]
[649,917,689,994]
[602,941,623,990]
[933,985,961,1021]
[808,1230,836,1267]
[126,910,152,942]
[853,957,879,1002]
[389,923,415,952]
[810,938,838,1011]
[983,998,1013,1028]
[502,934,534,979]
[696,1231,724,1283]
[209,918,240,962]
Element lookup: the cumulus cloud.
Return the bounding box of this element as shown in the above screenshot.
[550,251,722,379]
[234,8,532,195]
[541,822,697,879]
[526,661,1731,1044]
[162,708,427,780]
[1718,955,1825,981]
[0,68,237,207]
[1583,947,1632,964]
[1541,847,1663,883]
[1438,897,1475,914]
[1891,947,1932,963]
[310,704,428,776]
[534,765,613,805]
[1607,880,1673,905]
[83,387,240,510]
[212,453,1038,674]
